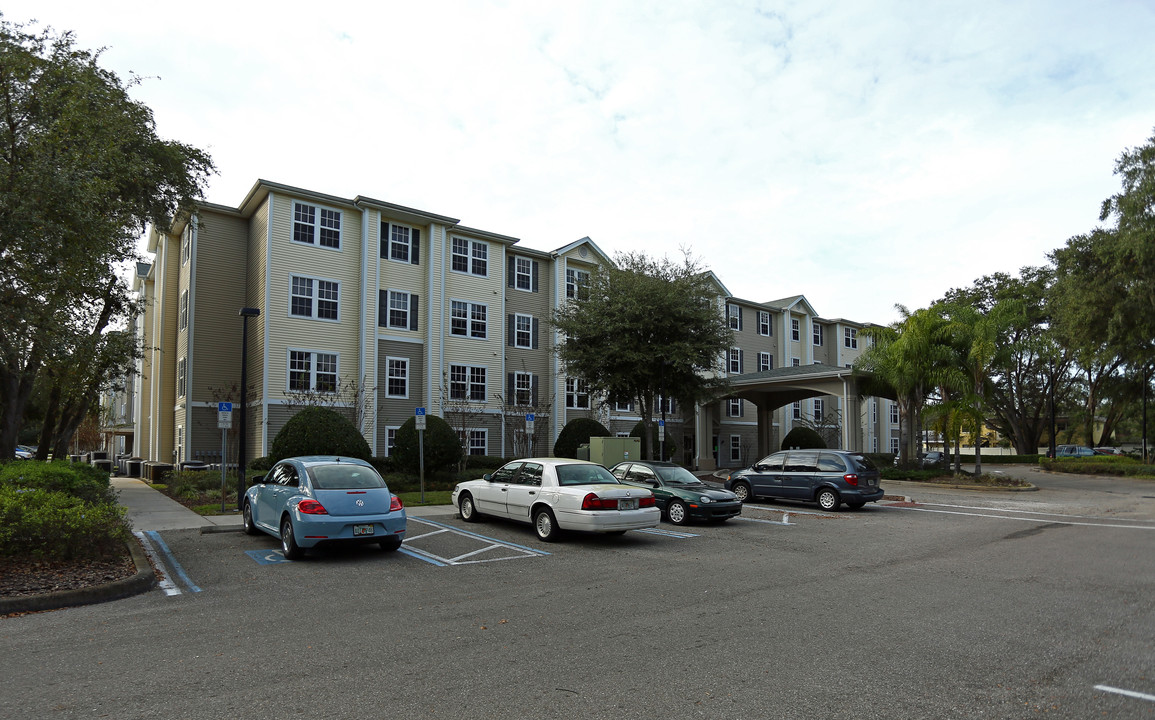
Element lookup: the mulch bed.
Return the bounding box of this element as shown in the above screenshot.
[0,552,137,599]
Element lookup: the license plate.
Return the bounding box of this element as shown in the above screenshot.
[618,499,638,511]
[353,524,375,536]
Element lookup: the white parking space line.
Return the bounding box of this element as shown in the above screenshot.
[636,527,699,538]
[921,502,1155,524]
[1094,684,1155,702]
[879,504,1155,530]
[134,531,180,596]
[736,515,793,526]
[399,517,551,566]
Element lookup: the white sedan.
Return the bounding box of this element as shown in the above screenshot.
[452,458,660,541]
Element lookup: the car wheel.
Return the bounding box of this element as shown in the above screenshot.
[534,507,560,542]
[379,535,402,552]
[667,500,689,525]
[816,488,841,512]
[280,517,304,560]
[242,501,259,536]
[459,493,480,522]
[846,500,865,510]
[732,482,752,503]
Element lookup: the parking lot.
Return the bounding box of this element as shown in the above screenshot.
[4,473,1155,719]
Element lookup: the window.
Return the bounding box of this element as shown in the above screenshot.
[290,275,339,321]
[813,398,824,420]
[510,313,536,349]
[180,231,190,265]
[730,435,742,463]
[380,290,419,331]
[385,427,399,456]
[449,364,487,402]
[655,395,676,414]
[890,403,899,425]
[759,311,772,336]
[727,304,742,331]
[728,399,743,417]
[844,327,858,349]
[792,401,802,420]
[509,372,536,406]
[871,399,878,424]
[386,357,408,398]
[813,322,823,346]
[758,352,772,372]
[792,357,801,367]
[566,268,590,299]
[615,399,634,413]
[177,357,187,398]
[566,378,590,409]
[467,429,487,456]
[791,318,800,341]
[890,437,900,455]
[450,301,487,338]
[288,350,338,393]
[292,202,340,249]
[451,238,488,276]
[728,348,743,374]
[509,256,538,292]
[179,290,188,331]
[382,222,420,265]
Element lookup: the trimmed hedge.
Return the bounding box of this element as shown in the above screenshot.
[781,427,825,450]
[270,406,372,463]
[0,460,116,505]
[1039,455,1155,478]
[554,418,611,458]
[392,415,463,475]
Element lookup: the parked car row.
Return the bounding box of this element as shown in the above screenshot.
[238,451,886,561]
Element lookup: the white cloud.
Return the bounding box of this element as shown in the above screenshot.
[11,0,1155,323]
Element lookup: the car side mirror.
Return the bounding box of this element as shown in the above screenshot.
[649,480,660,488]
[753,464,767,472]
[483,473,493,481]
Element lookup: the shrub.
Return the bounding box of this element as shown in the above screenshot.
[0,485,130,560]
[554,418,611,458]
[0,460,115,505]
[629,421,677,460]
[781,426,826,450]
[165,469,229,499]
[248,456,273,472]
[270,406,372,463]
[392,415,463,475]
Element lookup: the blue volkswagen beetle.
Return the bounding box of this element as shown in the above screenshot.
[242,456,406,560]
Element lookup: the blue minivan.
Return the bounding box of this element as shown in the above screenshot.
[724,450,884,511]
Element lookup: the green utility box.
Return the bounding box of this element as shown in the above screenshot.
[589,436,641,467]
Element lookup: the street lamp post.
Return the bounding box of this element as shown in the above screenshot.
[237,307,260,510]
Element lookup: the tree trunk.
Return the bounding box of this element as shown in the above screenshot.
[36,379,62,461]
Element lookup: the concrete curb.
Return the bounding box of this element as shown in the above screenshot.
[0,538,155,616]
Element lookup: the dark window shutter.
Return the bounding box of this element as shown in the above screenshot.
[737,308,743,331]
[507,314,515,346]
[530,375,538,406]
[380,222,389,259]
[409,294,419,331]
[507,373,515,404]
[739,349,745,372]
[531,317,539,349]
[507,256,515,288]
[531,261,539,292]
[378,290,387,327]
[411,228,420,265]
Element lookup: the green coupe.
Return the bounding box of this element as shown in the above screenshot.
[610,461,741,525]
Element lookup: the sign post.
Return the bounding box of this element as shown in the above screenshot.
[217,402,233,512]
[415,408,426,503]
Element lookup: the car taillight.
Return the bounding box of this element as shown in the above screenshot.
[639,496,656,508]
[581,493,616,510]
[297,499,328,514]
[390,494,403,511]
[843,473,859,487]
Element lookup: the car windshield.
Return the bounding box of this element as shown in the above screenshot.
[555,464,620,486]
[654,465,703,486]
[309,465,387,490]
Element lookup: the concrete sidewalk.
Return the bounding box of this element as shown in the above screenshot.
[112,477,455,533]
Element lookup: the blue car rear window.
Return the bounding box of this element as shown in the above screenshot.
[310,465,387,489]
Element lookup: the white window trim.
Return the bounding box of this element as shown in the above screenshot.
[291,200,342,251]
[758,352,772,372]
[730,435,742,462]
[565,378,590,409]
[468,428,488,455]
[791,318,800,341]
[384,426,400,457]
[813,322,823,346]
[386,289,413,331]
[286,348,339,394]
[387,223,415,264]
[728,398,742,417]
[759,310,771,336]
[513,371,533,405]
[513,312,534,349]
[385,356,409,399]
[514,256,533,291]
[450,237,489,277]
[449,299,488,339]
[289,273,341,322]
[449,363,488,402]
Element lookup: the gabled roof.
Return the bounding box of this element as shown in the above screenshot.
[764,294,818,316]
[699,271,731,299]
[551,236,614,266]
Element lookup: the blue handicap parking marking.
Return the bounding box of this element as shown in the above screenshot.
[246,549,290,565]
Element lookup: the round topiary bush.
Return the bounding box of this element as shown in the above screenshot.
[270,406,372,463]
[553,417,612,458]
[781,426,826,450]
[392,414,463,475]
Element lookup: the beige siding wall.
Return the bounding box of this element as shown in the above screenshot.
[376,339,425,449]
[190,212,250,399]
[246,195,270,461]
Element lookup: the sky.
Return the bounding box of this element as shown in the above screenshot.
[10,0,1155,325]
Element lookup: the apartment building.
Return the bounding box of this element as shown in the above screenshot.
[132,179,898,471]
